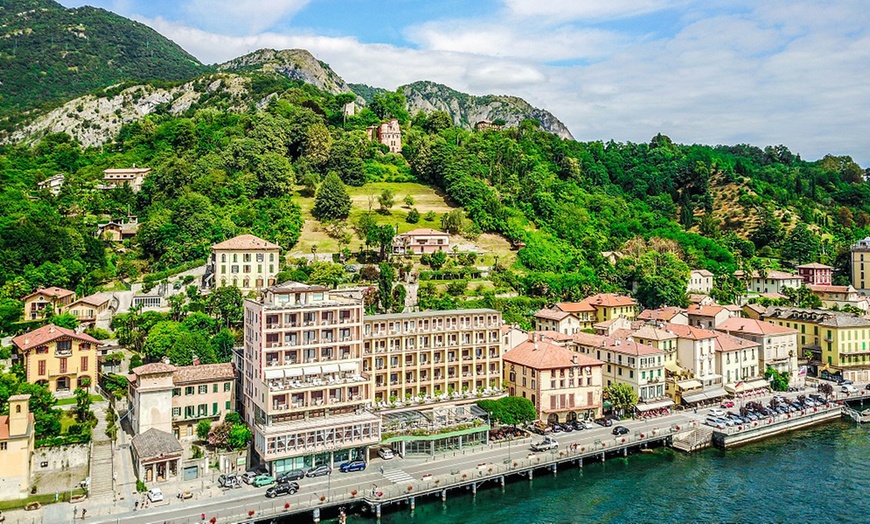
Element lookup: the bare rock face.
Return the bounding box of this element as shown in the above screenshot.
[399,81,574,140]
[217,49,356,96]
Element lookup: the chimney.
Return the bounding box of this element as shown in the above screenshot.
[533,343,538,351]
[193,354,200,366]
[162,356,170,365]
[48,325,55,334]
[572,354,578,365]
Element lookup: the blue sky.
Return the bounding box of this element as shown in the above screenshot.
[60,0,870,164]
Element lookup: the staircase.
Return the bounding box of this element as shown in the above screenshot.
[671,426,713,452]
[88,400,115,498]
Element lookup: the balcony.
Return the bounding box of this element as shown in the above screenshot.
[55,348,73,357]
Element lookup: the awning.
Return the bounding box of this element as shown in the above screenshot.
[636,399,674,411]
[285,368,303,378]
[302,366,321,375]
[726,379,770,393]
[264,369,283,380]
[665,362,684,374]
[682,386,728,404]
[676,380,703,391]
[338,363,357,372]
[321,364,340,374]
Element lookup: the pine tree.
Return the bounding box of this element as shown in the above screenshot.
[313,171,351,221]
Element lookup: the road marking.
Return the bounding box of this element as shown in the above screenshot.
[382,469,415,483]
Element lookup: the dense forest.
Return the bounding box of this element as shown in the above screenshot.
[1,68,869,331]
[0,0,204,114]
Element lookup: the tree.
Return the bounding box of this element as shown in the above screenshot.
[403,195,415,208]
[312,172,351,221]
[367,224,395,260]
[0,299,22,335]
[142,321,184,362]
[441,209,464,234]
[196,420,212,441]
[633,251,690,308]
[52,313,79,330]
[391,284,406,313]
[764,367,790,391]
[169,330,212,366]
[74,387,92,423]
[604,383,639,417]
[781,223,821,264]
[494,396,537,426]
[308,262,347,288]
[406,208,420,224]
[370,91,409,125]
[228,424,252,450]
[208,421,232,448]
[255,153,295,197]
[378,263,395,313]
[211,328,237,363]
[208,286,243,328]
[750,207,784,249]
[429,250,447,270]
[423,111,452,134]
[378,189,395,214]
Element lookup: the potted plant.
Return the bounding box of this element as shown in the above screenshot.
[351,490,358,497]
[407,485,413,492]
[248,510,255,517]
[320,495,326,502]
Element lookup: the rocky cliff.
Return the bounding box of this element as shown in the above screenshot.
[217,49,356,96]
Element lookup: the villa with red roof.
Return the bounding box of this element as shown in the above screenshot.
[209,234,281,292]
[392,228,450,255]
[21,286,75,320]
[717,317,798,378]
[12,324,100,395]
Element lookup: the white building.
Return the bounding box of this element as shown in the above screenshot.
[739,270,803,294]
[717,317,798,378]
[210,234,281,292]
[687,269,714,294]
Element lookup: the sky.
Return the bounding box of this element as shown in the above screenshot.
[60,0,870,164]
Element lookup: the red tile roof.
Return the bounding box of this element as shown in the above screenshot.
[712,331,760,352]
[173,363,235,384]
[796,263,833,270]
[12,324,100,351]
[212,234,280,250]
[807,284,855,294]
[663,322,718,340]
[534,308,572,321]
[21,286,75,301]
[583,293,637,308]
[717,318,797,336]
[555,301,596,313]
[132,363,177,376]
[572,332,664,356]
[504,339,602,370]
[70,293,111,307]
[638,307,686,321]
[536,330,573,342]
[687,305,725,317]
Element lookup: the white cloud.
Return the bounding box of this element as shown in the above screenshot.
[183,0,310,35]
[502,0,689,22]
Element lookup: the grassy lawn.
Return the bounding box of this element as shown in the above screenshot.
[58,413,78,433]
[56,394,102,406]
[290,182,517,266]
[0,489,87,511]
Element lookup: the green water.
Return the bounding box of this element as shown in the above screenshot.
[339,420,869,523]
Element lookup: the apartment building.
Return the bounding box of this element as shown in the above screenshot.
[688,269,714,293]
[687,304,733,329]
[717,317,798,378]
[761,306,870,373]
[638,307,689,325]
[572,332,667,403]
[21,286,75,320]
[12,324,99,395]
[797,263,833,286]
[533,308,583,335]
[807,284,869,311]
[363,309,503,406]
[503,334,603,424]
[552,302,597,330]
[0,395,34,500]
[739,270,803,294]
[711,331,761,389]
[243,282,379,476]
[128,362,236,440]
[553,293,637,327]
[210,234,281,292]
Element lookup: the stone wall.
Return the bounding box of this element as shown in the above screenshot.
[32,443,90,473]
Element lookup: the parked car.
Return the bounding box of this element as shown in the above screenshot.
[612,426,630,436]
[595,417,613,427]
[252,475,276,487]
[266,481,300,498]
[339,460,367,473]
[218,474,242,489]
[865,384,870,391]
[571,420,587,430]
[277,469,305,482]
[842,384,858,394]
[721,401,735,408]
[147,488,164,502]
[306,464,332,478]
[242,470,259,484]
[710,408,726,417]
[705,417,724,429]
[550,424,563,433]
[531,437,559,451]
[378,447,395,460]
[560,423,574,432]
[841,379,853,386]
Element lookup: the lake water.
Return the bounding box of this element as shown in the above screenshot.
[328,420,869,524]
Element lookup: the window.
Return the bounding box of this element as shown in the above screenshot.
[213,402,219,415]
[199,385,208,394]
[81,356,88,372]
[226,401,231,410]
[172,388,181,397]
[224,381,232,392]
[185,406,195,418]
[0,442,6,451]
[59,359,67,373]
[38,360,46,376]
[213,384,218,393]
[185,386,194,395]
[172,407,181,417]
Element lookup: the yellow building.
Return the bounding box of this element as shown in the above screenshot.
[0,394,35,499]
[67,293,111,324]
[12,324,100,395]
[850,237,870,291]
[21,286,75,320]
[210,234,281,293]
[363,309,504,406]
[761,306,870,374]
[503,334,604,424]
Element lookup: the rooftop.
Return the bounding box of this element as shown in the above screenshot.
[717,317,797,336]
[173,363,235,384]
[397,228,449,237]
[638,307,686,321]
[131,428,183,460]
[21,286,75,301]
[807,284,855,294]
[70,292,111,307]
[583,293,637,308]
[103,167,151,175]
[533,308,573,321]
[504,338,602,370]
[687,305,725,317]
[13,324,100,351]
[691,269,714,277]
[663,322,718,340]
[365,308,500,322]
[132,362,177,376]
[572,332,665,357]
[631,325,678,341]
[213,234,280,251]
[712,331,761,353]
[554,301,596,313]
[762,306,870,328]
[797,263,833,270]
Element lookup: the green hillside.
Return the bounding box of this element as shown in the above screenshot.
[0,0,204,114]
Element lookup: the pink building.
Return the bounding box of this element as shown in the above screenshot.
[392,228,450,255]
[366,118,402,153]
[797,263,833,286]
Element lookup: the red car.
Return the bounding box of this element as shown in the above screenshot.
[721,401,735,408]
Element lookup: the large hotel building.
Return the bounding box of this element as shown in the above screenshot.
[362,309,504,404]
[242,282,380,475]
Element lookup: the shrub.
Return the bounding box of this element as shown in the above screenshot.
[136,480,147,493]
[406,208,420,224]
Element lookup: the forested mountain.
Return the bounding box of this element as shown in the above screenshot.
[0,0,204,114]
